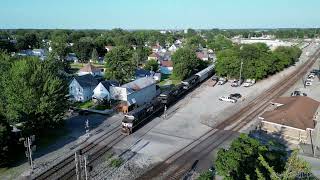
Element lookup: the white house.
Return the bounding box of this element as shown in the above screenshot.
[78,63,103,77]
[110,77,158,106]
[92,80,120,101]
[69,74,99,102]
[168,44,178,52]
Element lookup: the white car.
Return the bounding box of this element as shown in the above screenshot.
[243,79,256,87]
[306,78,314,82]
[217,78,227,85]
[305,81,312,86]
[308,74,315,78]
[219,96,237,103]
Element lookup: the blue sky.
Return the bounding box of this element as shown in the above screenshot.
[0,0,319,29]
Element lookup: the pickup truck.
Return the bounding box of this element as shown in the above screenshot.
[219,96,237,103]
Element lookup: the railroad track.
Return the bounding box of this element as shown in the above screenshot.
[34,121,123,180]
[139,47,320,180]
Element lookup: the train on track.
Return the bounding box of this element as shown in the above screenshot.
[121,64,215,135]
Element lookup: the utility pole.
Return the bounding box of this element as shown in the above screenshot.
[75,151,80,180]
[309,129,315,157]
[239,59,243,86]
[84,155,88,180]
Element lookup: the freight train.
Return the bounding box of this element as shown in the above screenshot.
[121,64,215,135]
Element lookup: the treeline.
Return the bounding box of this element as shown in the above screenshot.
[0,52,68,165]
[215,43,302,80]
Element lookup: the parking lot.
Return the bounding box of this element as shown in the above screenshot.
[101,43,320,179]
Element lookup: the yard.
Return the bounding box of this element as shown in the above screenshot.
[158,74,181,86]
[74,101,94,109]
[70,62,104,70]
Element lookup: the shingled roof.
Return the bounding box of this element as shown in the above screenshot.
[122,77,155,92]
[74,74,99,88]
[260,96,319,130]
[79,63,100,73]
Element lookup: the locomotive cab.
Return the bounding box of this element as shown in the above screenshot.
[121,115,134,135]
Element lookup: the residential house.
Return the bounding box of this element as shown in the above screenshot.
[259,96,320,145]
[92,80,120,101]
[69,74,99,102]
[105,46,114,52]
[152,44,162,53]
[153,72,161,82]
[110,77,158,107]
[32,49,46,57]
[135,68,152,79]
[168,44,178,52]
[147,52,159,61]
[66,53,79,63]
[196,51,209,61]
[160,60,173,74]
[78,63,103,77]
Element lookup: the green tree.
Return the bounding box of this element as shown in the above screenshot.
[172,47,201,80]
[73,37,94,63]
[2,57,69,132]
[91,48,99,63]
[197,171,213,180]
[144,59,159,72]
[16,32,40,50]
[104,46,135,83]
[51,34,70,60]
[258,150,313,179]
[215,134,287,180]
[186,35,206,49]
[207,35,233,52]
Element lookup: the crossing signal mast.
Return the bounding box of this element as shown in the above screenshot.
[22,135,36,171]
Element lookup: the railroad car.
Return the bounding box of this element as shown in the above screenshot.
[121,98,164,135]
[158,84,185,105]
[122,64,215,135]
[181,75,199,90]
[195,64,215,82]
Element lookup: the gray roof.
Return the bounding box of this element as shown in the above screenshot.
[100,80,120,91]
[74,74,99,88]
[122,77,155,93]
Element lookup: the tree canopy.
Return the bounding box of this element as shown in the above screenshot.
[215,134,315,180]
[215,44,302,80]
[171,47,203,80]
[144,59,159,72]
[104,46,136,84]
[0,52,69,163]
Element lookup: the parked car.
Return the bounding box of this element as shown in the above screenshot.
[219,96,237,103]
[217,78,227,85]
[291,91,307,96]
[308,74,315,78]
[243,79,256,87]
[211,75,219,81]
[230,93,242,99]
[306,78,314,82]
[231,79,243,87]
[305,81,312,86]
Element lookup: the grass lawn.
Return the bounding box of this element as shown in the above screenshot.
[158,74,181,86]
[75,101,94,109]
[94,104,111,110]
[70,62,104,70]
